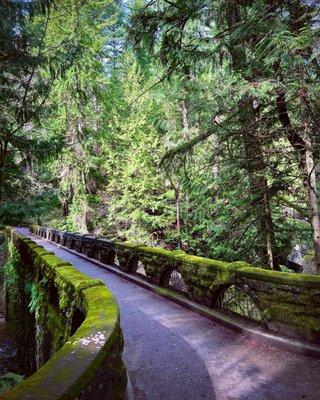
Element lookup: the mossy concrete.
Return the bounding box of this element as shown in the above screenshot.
[30,225,320,344]
[1,228,126,400]
[25,227,320,400]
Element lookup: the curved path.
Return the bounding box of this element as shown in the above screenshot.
[17,228,320,400]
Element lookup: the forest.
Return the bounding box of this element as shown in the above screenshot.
[1,0,320,275]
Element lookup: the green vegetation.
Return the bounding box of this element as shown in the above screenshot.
[1,1,320,275]
[0,374,24,396]
[3,240,21,335]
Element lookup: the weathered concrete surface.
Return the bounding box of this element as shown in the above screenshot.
[17,228,320,400]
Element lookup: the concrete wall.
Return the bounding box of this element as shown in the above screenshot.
[31,225,320,345]
[2,228,126,399]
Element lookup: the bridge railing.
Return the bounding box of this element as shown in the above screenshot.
[31,225,320,345]
[3,228,127,399]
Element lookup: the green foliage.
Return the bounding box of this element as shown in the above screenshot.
[2,0,320,273]
[3,240,21,305]
[0,0,75,208]
[94,55,175,242]
[0,373,24,396]
[126,0,320,271]
[25,280,45,315]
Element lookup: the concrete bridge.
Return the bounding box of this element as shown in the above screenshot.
[15,227,320,400]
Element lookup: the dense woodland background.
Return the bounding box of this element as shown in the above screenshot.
[1,0,320,273]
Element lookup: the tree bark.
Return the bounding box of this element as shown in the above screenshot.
[242,116,276,269]
[175,183,181,249]
[225,2,276,269]
[0,140,8,204]
[303,129,320,273]
[275,88,320,274]
[273,0,320,274]
[180,100,190,141]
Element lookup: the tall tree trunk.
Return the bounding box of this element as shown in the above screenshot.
[275,89,320,273]
[304,129,320,273]
[172,99,191,248]
[242,114,276,269]
[300,88,320,273]
[62,198,69,217]
[0,141,8,203]
[175,183,181,249]
[225,2,276,268]
[180,100,190,141]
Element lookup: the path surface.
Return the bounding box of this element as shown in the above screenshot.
[17,228,320,400]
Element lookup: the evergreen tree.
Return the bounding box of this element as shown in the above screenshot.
[130,0,320,272]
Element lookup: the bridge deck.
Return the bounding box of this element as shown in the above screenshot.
[17,228,320,400]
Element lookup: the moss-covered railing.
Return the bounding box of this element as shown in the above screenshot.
[31,226,320,345]
[2,228,126,399]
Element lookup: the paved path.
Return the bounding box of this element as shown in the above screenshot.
[17,228,320,400]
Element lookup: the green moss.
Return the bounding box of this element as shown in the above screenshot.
[110,234,320,292]
[54,266,104,293]
[155,286,186,302]
[2,228,126,400]
[2,283,125,399]
[114,242,140,272]
[238,266,320,288]
[26,225,320,344]
[265,301,320,331]
[138,245,172,257]
[303,250,315,263]
[81,285,119,340]
[38,255,72,280]
[174,253,228,268]
[46,303,66,354]
[114,242,139,251]
[33,248,53,257]
[3,238,21,329]
[0,373,24,395]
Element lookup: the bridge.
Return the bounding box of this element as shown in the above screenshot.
[5,226,318,400]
